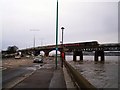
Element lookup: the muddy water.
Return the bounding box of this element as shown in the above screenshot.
[66,56,118,88]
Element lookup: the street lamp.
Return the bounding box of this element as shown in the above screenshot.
[61,27,65,67]
[61,27,64,44]
[30,29,40,56]
[55,0,59,69]
[30,29,40,48]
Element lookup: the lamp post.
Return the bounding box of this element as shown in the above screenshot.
[61,27,64,44]
[30,29,40,56]
[33,35,35,48]
[55,0,59,69]
[61,27,65,67]
[30,29,40,48]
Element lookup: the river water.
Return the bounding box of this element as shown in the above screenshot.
[66,55,119,88]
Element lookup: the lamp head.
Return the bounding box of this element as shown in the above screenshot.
[61,27,65,30]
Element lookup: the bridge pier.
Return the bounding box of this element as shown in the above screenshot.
[73,51,83,61]
[94,50,104,61]
[73,53,76,61]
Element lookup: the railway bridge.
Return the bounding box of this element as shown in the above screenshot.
[19,41,120,61]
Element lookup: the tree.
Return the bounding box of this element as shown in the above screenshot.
[7,45,18,54]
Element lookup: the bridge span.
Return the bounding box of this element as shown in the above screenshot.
[19,41,120,62]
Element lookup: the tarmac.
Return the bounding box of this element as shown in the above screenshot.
[10,57,76,89]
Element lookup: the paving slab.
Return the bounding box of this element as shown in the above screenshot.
[49,67,66,89]
[11,57,67,89]
[13,68,54,88]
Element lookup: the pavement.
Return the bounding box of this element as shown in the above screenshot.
[8,57,74,89]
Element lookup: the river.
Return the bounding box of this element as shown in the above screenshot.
[66,55,119,88]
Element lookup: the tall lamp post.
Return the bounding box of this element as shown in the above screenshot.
[61,27,64,45]
[61,27,65,67]
[55,0,59,69]
[33,35,35,48]
[30,29,40,56]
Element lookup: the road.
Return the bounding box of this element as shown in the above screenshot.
[2,56,76,89]
[2,57,45,89]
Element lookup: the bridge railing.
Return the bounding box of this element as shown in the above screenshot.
[63,60,97,90]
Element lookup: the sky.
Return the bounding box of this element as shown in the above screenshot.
[0,0,119,50]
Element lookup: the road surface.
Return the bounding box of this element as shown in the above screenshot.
[2,57,44,88]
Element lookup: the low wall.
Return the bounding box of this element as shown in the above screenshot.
[63,60,97,90]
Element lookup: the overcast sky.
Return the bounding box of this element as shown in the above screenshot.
[0,0,119,50]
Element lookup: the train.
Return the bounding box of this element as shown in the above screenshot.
[64,41,99,47]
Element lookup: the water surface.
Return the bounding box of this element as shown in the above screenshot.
[66,55,118,88]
